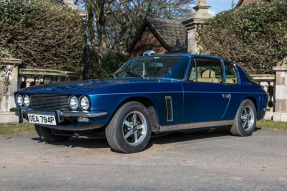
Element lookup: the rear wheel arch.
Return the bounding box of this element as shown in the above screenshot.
[230,99,257,136]
[242,97,258,119]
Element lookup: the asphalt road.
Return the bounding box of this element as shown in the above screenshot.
[0,128,287,191]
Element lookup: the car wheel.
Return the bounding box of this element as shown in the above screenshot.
[230,99,257,136]
[35,125,70,142]
[105,101,152,153]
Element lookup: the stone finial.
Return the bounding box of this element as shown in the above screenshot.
[198,0,207,6]
[276,57,287,67]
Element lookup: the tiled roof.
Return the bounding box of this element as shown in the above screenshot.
[146,17,187,52]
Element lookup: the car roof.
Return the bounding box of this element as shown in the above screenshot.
[134,53,232,63]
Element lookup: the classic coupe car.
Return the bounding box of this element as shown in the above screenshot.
[15,54,268,153]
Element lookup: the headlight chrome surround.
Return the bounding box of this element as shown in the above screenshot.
[79,96,90,111]
[16,94,23,106]
[69,95,79,110]
[23,94,30,107]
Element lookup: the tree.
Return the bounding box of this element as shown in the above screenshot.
[77,0,194,78]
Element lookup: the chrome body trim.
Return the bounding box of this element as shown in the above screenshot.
[22,109,107,118]
[61,111,107,117]
[160,120,234,132]
[90,91,267,96]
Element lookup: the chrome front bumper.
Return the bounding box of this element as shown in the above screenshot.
[16,107,107,123]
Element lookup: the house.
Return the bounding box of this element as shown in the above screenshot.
[128,17,187,58]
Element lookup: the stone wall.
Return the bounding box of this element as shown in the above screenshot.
[19,68,78,89]
[273,66,287,121]
[0,59,79,123]
[252,74,275,120]
[0,58,22,123]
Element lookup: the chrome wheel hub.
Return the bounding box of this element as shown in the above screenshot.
[240,106,255,130]
[122,111,147,146]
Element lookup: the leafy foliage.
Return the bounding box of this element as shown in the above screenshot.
[197,1,287,74]
[0,0,85,72]
[85,50,129,79]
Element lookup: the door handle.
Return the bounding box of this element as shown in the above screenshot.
[222,94,231,98]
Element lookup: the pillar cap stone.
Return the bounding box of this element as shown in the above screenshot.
[0,58,22,65]
[273,66,287,71]
[62,0,87,18]
[181,1,214,27]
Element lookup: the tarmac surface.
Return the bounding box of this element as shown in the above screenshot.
[0,128,287,190]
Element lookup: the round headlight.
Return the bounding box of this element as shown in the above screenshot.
[16,94,23,106]
[80,96,90,111]
[69,96,79,110]
[23,95,30,107]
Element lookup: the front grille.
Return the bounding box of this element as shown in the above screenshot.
[30,94,70,110]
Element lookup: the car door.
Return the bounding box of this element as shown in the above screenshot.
[221,61,242,120]
[182,57,231,123]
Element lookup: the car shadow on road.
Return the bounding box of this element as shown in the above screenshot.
[146,127,262,150]
[31,127,262,151]
[31,136,110,149]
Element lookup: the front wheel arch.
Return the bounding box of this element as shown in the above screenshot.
[105,101,152,153]
[109,96,160,132]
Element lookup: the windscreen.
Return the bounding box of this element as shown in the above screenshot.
[113,56,190,79]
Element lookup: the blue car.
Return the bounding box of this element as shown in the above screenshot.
[15,54,268,153]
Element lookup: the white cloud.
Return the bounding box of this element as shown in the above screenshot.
[208,9,217,16]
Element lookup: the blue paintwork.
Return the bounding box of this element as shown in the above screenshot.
[15,54,268,131]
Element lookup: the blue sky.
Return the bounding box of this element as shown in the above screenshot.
[206,0,235,15]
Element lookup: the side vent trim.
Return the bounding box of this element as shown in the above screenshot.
[165,96,173,121]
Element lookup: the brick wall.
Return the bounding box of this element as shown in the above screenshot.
[130,26,169,58]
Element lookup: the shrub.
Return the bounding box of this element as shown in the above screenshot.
[0,0,85,72]
[197,1,287,74]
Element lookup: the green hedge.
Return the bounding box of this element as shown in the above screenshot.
[197,1,287,74]
[0,0,85,72]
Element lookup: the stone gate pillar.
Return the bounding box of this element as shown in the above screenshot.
[273,58,287,122]
[0,58,22,123]
[182,0,214,54]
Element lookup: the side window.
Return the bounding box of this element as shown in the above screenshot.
[189,58,223,84]
[224,61,238,85]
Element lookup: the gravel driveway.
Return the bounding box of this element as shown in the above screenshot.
[0,128,287,190]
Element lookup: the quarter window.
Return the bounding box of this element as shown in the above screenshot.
[224,61,238,85]
[189,58,223,84]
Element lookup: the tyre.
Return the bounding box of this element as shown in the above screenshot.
[105,101,152,153]
[35,125,70,142]
[230,99,257,136]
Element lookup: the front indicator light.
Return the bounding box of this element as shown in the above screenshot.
[78,117,89,122]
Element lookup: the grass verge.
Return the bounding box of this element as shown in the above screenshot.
[0,123,35,135]
[257,120,287,132]
[0,120,286,135]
